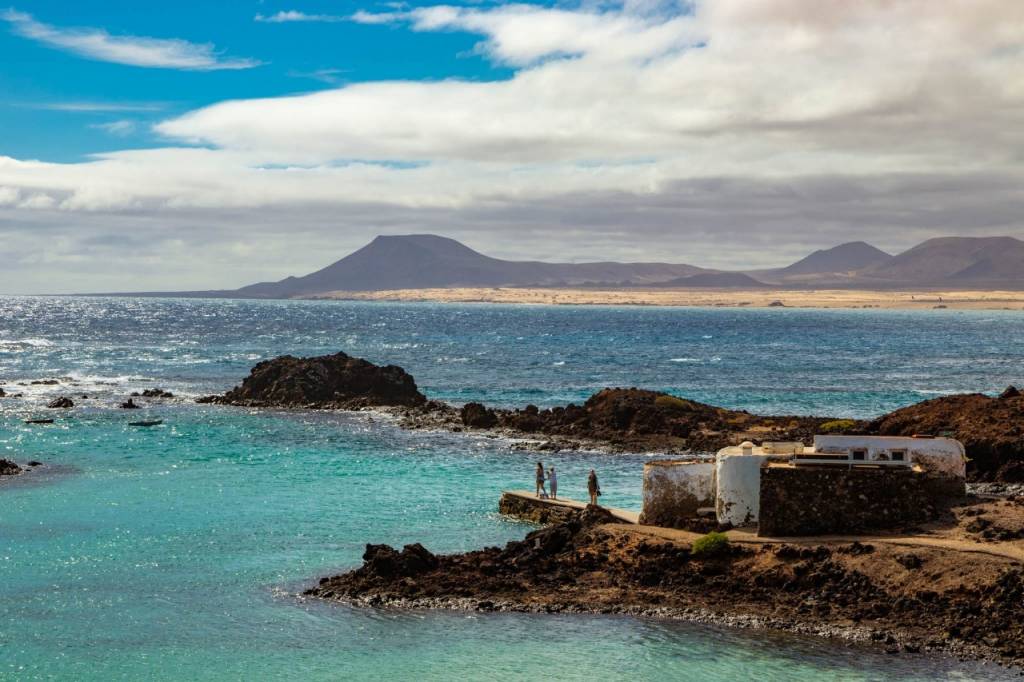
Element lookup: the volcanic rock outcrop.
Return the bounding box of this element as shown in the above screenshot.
[132,388,174,398]
[462,388,837,453]
[199,352,426,409]
[46,396,74,409]
[0,459,22,476]
[309,504,1024,666]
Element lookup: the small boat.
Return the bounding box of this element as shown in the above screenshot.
[24,418,55,424]
[128,420,163,427]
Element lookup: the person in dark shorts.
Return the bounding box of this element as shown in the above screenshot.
[536,461,547,498]
[587,469,601,506]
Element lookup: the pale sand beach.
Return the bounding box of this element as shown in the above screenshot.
[312,287,1024,310]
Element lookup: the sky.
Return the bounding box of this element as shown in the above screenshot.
[1,0,1023,293]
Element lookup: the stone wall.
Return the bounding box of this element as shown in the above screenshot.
[758,465,965,537]
[498,492,578,525]
[639,460,715,528]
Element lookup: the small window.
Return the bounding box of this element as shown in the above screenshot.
[851,449,867,461]
[890,450,906,462]
[876,452,890,461]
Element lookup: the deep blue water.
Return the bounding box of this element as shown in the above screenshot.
[1,297,1021,680]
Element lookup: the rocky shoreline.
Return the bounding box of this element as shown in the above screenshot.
[306,504,1024,669]
[196,351,1024,482]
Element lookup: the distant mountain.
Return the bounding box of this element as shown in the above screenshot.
[775,242,892,277]
[234,234,708,297]
[102,233,1024,298]
[861,236,1024,286]
[656,272,768,288]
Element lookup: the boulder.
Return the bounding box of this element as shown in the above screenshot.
[132,389,174,398]
[120,398,141,409]
[461,402,498,428]
[361,542,439,578]
[202,352,426,409]
[0,459,21,476]
[47,396,74,409]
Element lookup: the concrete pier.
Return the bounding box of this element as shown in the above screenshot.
[499,490,640,525]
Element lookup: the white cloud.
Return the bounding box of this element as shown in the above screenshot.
[2,0,1024,292]
[17,192,57,210]
[32,101,165,112]
[157,0,1024,169]
[90,120,137,136]
[287,68,348,84]
[255,10,346,23]
[1,9,261,70]
[0,186,19,206]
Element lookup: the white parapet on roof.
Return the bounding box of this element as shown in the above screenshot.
[812,434,966,477]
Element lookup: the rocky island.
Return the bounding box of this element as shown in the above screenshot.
[198,351,426,409]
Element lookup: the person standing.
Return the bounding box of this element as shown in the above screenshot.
[536,461,547,498]
[548,466,558,500]
[587,469,600,506]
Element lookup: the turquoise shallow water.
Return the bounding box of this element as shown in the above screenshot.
[2,297,1022,680]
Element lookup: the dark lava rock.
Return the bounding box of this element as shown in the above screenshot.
[461,402,498,428]
[0,459,21,476]
[27,461,42,467]
[200,352,426,409]
[0,387,5,398]
[31,379,59,385]
[362,543,439,578]
[489,388,834,453]
[47,396,74,409]
[1000,385,1020,400]
[120,398,141,409]
[132,389,174,398]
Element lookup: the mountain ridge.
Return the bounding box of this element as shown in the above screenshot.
[96,234,1024,297]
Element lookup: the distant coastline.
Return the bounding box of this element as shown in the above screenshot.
[306,287,1024,310]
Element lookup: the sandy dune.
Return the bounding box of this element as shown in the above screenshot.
[311,287,1024,310]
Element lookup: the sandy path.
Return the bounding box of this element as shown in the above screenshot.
[616,523,1024,563]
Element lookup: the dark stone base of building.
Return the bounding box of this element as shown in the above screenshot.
[498,492,578,525]
[758,465,965,536]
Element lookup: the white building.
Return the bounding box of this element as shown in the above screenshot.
[640,435,967,528]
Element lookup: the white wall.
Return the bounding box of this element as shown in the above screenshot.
[813,435,966,478]
[641,460,716,524]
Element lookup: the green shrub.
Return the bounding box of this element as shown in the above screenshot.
[654,395,691,412]
[691,531,729,558]
[819,419,856,433]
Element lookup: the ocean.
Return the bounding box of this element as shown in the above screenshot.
[1,296,1021,680]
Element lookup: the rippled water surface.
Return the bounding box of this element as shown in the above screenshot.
[1,297,1021,680]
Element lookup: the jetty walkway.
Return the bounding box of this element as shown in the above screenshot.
[501,490,640,524]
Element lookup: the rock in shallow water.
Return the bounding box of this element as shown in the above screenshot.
[199,351,426,409]
[0,459,22,476]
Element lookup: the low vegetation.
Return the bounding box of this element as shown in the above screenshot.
[691,531,729,557]
[819,419,857,433]
[653,395,692,412]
